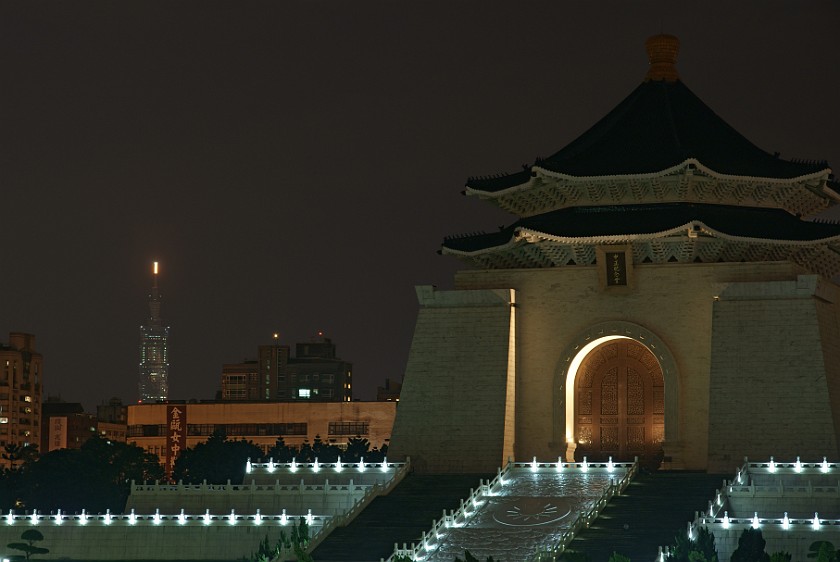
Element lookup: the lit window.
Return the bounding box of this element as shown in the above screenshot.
[0,418,7,424]
[23,396,31,403]
[298,389,311,399]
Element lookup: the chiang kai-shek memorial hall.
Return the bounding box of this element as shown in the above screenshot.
[390,35,840,473]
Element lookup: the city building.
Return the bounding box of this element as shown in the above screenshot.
[220,333,352,403]
[390,35,840,473]
[0,332,42,465]
[376,378,402,402]
[41,398,96,452]
[96,397,128,442]
[126,400,396,469]
[138,261,170,403]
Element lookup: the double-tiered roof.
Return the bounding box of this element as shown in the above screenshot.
[443,35,840,277]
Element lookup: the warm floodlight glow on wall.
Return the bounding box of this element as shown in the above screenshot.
[565,335,630,443]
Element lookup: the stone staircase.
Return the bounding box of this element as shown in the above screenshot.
[311,472,492,562]
[565,471,727,562]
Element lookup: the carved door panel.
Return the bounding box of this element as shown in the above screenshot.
[575,340,664,464]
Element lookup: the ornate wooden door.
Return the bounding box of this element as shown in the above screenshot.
[574,339,664,465]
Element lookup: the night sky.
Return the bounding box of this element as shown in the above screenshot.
[2,2,838,411]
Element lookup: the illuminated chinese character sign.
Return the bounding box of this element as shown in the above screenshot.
[50,416,67,451]
[165,405,186,479]
[605,251,627,286]
[597,246,633,291]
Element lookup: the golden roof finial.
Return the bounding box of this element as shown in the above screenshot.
[644,34,680,82]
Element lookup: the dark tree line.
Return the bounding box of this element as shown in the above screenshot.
[0,437,163,514]
[0,432,389,514]
[172,430,388,484]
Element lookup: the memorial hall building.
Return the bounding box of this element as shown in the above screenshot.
[390,35,840,474]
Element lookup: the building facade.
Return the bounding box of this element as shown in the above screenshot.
[127,400,396,467]
[390,35,840,473]
[0,332,42,466]
[220,334,352,402]
[41,399,95,452]
[138,262,170,403]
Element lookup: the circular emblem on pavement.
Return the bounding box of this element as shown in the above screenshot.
[492,497,573,526]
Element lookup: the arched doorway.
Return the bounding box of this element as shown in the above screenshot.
[574,339,664,466]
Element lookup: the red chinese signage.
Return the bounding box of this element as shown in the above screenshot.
[165,405,186,479]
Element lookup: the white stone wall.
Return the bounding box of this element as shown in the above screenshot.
[708,276,840,473]
[0,517,325,561]
[389,287,516,473]
[709,525,840,562]
[126,480,367,515]
[393,261,840,471]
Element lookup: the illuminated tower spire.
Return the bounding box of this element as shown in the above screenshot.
[138,261,170,403]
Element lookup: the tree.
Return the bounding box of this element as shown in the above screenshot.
[2,443,38,471]
[344,436,370,462]
[0,437,162,513]
[173,432,263,484]
[808,542,838,562]
[7,529,49,560]
[669,527,717,562]
[770,552,792,562]
[730,529,769,562]
[609,553,631,562]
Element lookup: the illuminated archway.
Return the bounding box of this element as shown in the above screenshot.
[552,321,679,460]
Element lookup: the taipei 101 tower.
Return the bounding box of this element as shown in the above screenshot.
[138,261,170,403]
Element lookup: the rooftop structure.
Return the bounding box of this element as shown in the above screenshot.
[221,333,352,403]
[138,262,170,403]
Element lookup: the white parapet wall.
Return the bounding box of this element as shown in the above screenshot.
[0,459,410,561]
[674,457,840,562]
[0,510,328,561]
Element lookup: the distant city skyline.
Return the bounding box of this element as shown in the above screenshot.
[1,2,837,412]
